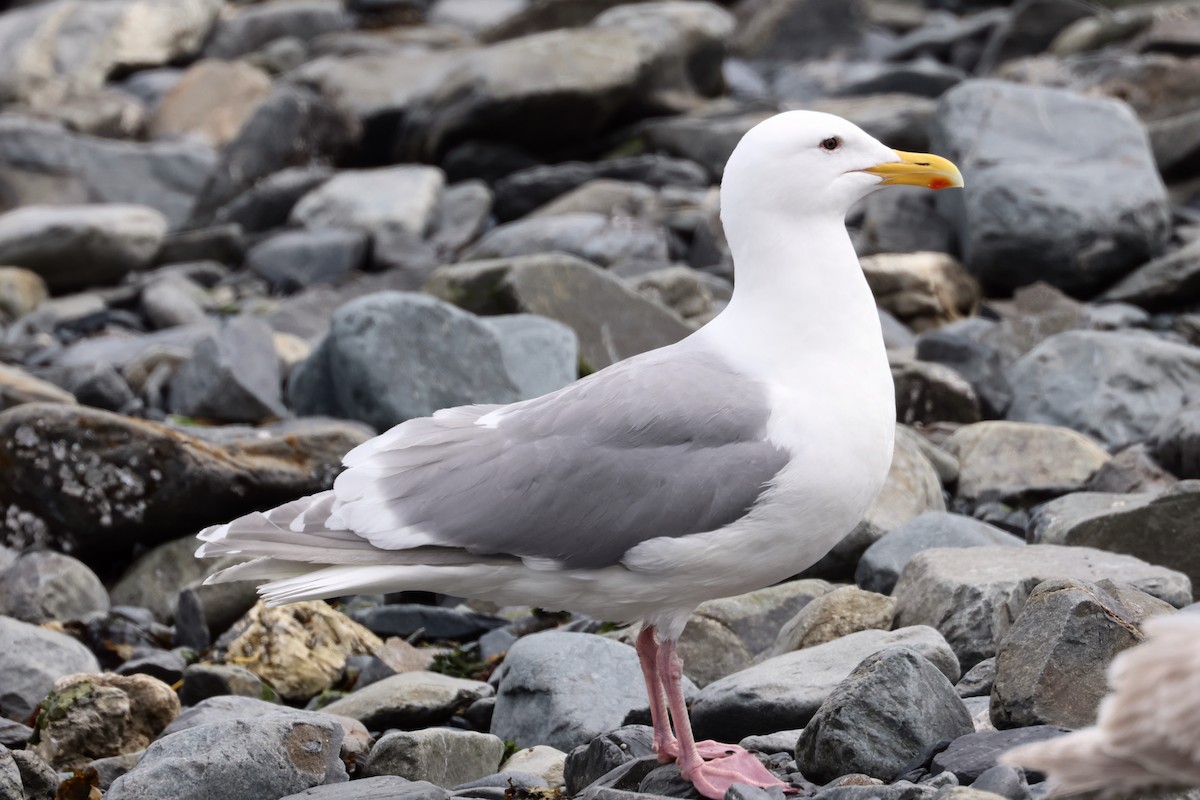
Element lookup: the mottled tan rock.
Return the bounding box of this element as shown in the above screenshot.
[502,745,567,788]
[149,60,272,146]
[32,673,179,770]
[0,266,48,323]
[0,363,76,411]
[224,601,383,701]
[765,586,896,658]
[862,252,980,332]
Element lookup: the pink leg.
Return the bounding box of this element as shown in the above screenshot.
[658,638,792,799]
[635,625,678,762]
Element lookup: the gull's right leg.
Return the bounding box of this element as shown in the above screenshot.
[635,624,677,762]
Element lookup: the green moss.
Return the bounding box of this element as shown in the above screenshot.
[430,644,489,682]
[30,681,95,745]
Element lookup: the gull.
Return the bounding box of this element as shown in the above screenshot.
[197,110,963,798]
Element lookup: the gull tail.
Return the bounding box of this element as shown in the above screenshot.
[1001,729,1160,797]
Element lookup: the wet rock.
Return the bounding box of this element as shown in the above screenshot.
[179,663,278,707]
[0,267,47,324]
[0,615,100,721]
[798,647,974,783]
[0,365,76,412]
[931,727,1069,784]
[932,80,1169,297]
[0,116,216,230]
[105,712,347,800]
[892,357,982,426]
[291,166,445,239]
[168,315,287,423]
[765,586,896,658]
[862,252,979,333]
[0,550,109,624]
[1029,483,1200,598]
[322,670,492,730]
[482,314,579,399]
[1007,330,1200,448]
[892,545,1192,670]
[0,205,167,293]
[148,60,273,147]
[288,291,520,430]
[425,254,691,371]
[31,673,179,771]
[365,729,505,786]
[857,512,1022,596]
[990,578,1174,729]
[247,228,369,294]
[221,601,381,702]
[493,631,677,752]
[690,626,960,742]
[944,421,1109,509]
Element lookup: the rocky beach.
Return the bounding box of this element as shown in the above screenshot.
[0,0,1198,798]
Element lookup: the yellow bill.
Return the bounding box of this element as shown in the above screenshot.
[861,150,964,190]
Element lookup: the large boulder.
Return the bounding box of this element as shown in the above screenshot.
[931,80,1169,296]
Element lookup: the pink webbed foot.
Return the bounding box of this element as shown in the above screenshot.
[681,750,795,799]
[659,738,747,762]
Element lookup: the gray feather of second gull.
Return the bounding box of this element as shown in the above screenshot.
[276,343,792,571]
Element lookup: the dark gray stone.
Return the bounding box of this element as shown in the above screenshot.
[1084,443,1178,494]
[931,80,1170,297]
[857,186,956,259]
[0,614,101,721]
[991,578,1176,729]
[178,663,278,706]
[205,0,353,58]
[281,776,451,800]
[1007,330,1200,449]
[916,327,1012,418]
[212,167,334,234]
[492,631,683,753]
[10,748,56,800]
[246,228,369,293]
[641,112,772,181]
[637,763,704,799]
[162,696,304,737]
[349,604,505,642]
[1099,239,1200,310]
[975,0,1090,73]
[930,727,1070,784]
[482,314,578,400]
[430,180,492,258]
[105,713,347,800]
[564,726,656,795]
[856,512,1022,595]
[154,224,246,268]
[0,550,110,624]
[287,291,519,430]
[892,358,982,426]
[451,770,548,792]
[954,657,995,699]
[691,627,960,743]
[115,649,186,684]
[1151,407,1200,478]
[0,719,31,750]
[797,648,974,784]
[734,0,869,61]
[168,315,287,423]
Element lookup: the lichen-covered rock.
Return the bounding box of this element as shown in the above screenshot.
[222,601,383,701]
[31,673,180,771]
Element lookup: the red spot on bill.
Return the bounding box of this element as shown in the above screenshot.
[929,177,952,190]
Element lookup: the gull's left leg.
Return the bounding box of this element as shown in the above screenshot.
[635,624,678,761]
[657,637,792,799]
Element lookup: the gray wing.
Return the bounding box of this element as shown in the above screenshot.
[316,344,788,570]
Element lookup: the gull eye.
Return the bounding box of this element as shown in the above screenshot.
[820,136,841,152]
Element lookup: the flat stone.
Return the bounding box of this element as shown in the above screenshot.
[279,776,451,800]
[765,586,896,658]
[991,578,1175,729]
[0,615,101,721]
[931,727,1070,784]
[0,204,167,293]
[168,315,287,424]
[797,647,974,783]
[287,291,520,430]
[931,80,1169,297]
[116,650,187,685]
[321,670,493,731]
[690,626,960,742]
[1086,443,1177,494]
[892,545,1193,671]
[105,712,347,800]
[0,550,109,624]
[1007,330,1200,449]
[943,421,1110,508]
[482,314,579,400]
[955,657,995,699]
[856,512,1022,595]
[291,166,446,239]
[530,179,662,221]
[365,729,504,786]
[425,254,691,371]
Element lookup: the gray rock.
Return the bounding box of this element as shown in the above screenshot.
[0,551,109,624]
[179,664,278,707]
[141,278,208,330]
[892,545,1193,671]
[991,578,1175,729]
[531,179,662,221]
[482,315,579,399]
[943,421,1110,509]
[115,650,187,685]
[0,614,100,721]
[564,726,656,795]
[288,291,519,430]
[492,631,680,753]
[205,0,353,59]
[765,586,896,659]
[109,535,227,622]
[212,166,333,234]
[0,746,20,800]
[493,156,708,222]
[1150,406,1200,478]
[465,213,670,272]
[1099,239,1200,310]
[0,719,28,751]
[955,657,995,699]
[349,604,505,641]
[631,267,720,325]
[690,626,960,743]
[10,748,55,800]
[739,730,804,756]
[734,0,869,61]
[931,80,1169,296]
[857,186,955,259]
[105,713,347,800]
[168,315,287,423]
[1007,330,1200,448]
[856,512,1022,595]
[429,180,493,258]
[291,166,445,239]
[425,254,691,372]
[0,116,216,230]
[931,727,1070,783]
[968,765,1027,800]
[1084,443,1178,495]
[163,696,297,736]
[280,776,451,800]
[862,252,979,335]
[0,204,167,293]
[892,358,982,426]
[915,327,1012,418]
[797,647,974,783]
[365,729,504,786]
[321,671,493,731]
[247,228,369,293]
[694,579,834,658]
[641,112,773,181]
